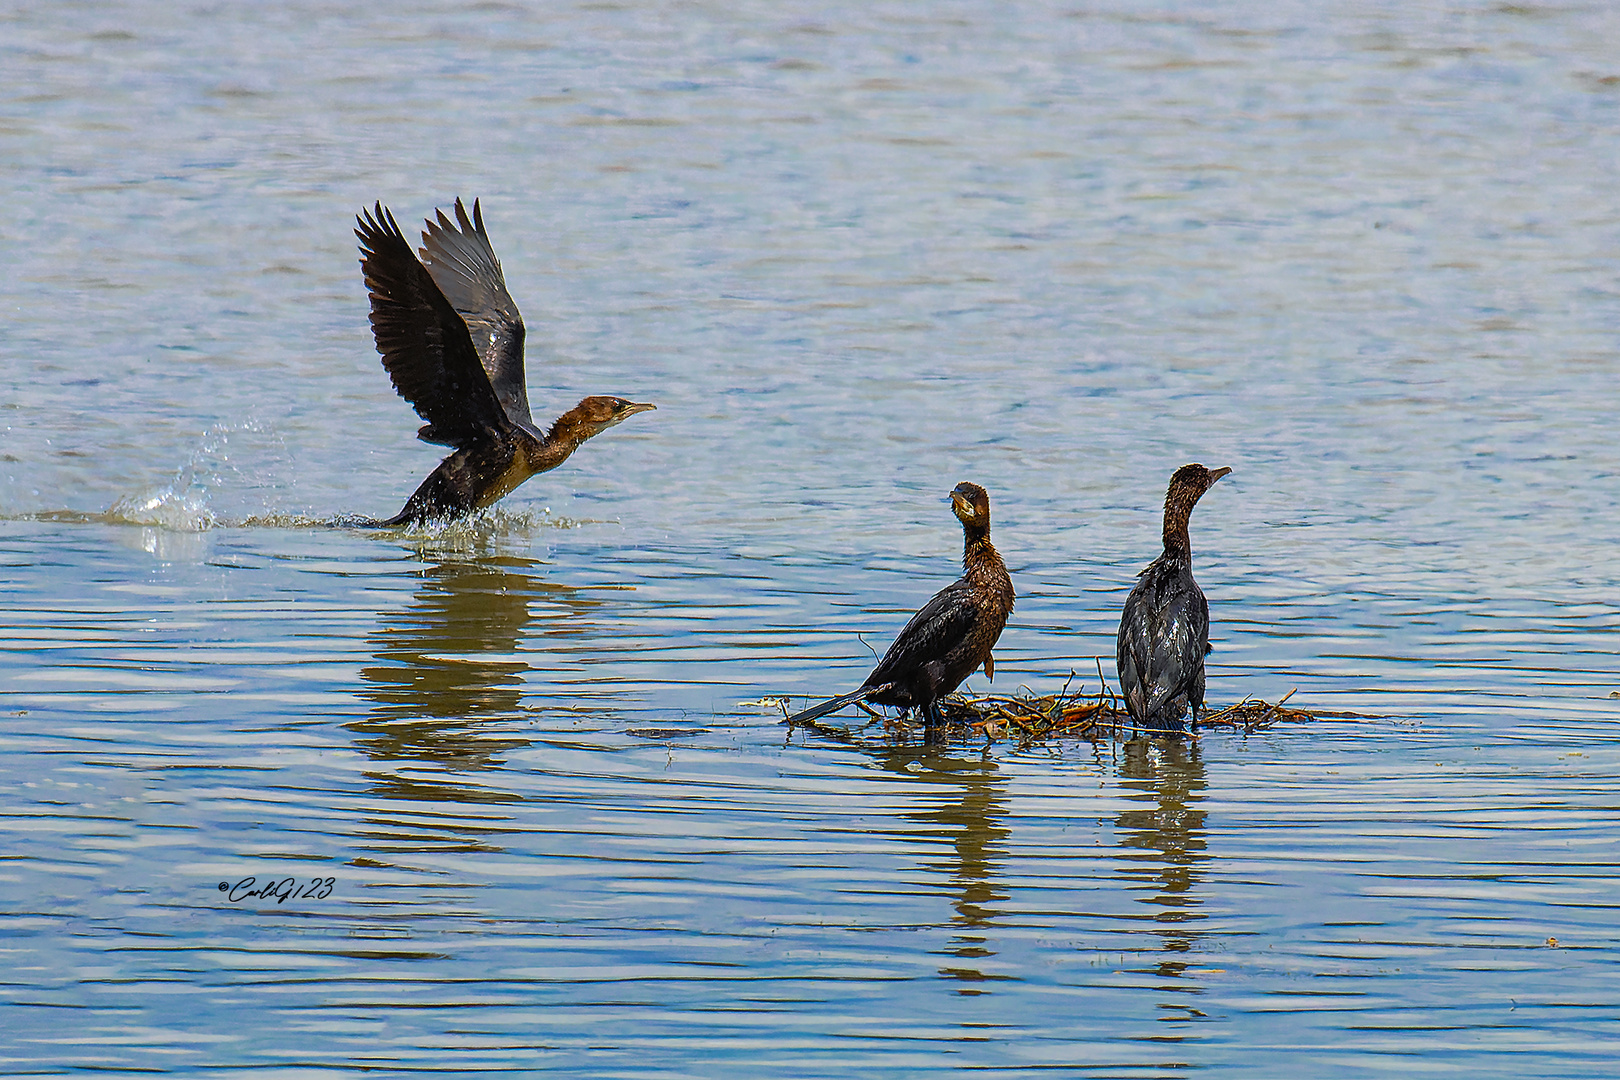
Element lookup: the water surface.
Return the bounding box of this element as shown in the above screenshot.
[3,1,1619,1075]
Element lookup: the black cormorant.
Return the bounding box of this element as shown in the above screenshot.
[1115,463,1231,734]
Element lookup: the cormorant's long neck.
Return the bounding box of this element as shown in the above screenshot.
[962,521,997,571]
[532,405,597,472]
[1161,491,1195,561]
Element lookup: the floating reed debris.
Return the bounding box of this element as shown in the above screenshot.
[947,679,1323,745]
[785,669,1330,748]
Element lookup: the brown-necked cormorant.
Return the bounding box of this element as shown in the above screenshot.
[354,199,655,526]
[788,482,1015,741]
[1115,463,1231,734]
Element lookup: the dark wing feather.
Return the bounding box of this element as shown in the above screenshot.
[1190,588,1211,711]
[1116,559,1208,723]
[1116,594,1149,720]
[418,199,533,429]
[1142,582,1205,717]
[356,203,509,448]
[866,579,979,688]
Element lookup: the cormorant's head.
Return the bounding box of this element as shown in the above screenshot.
[1162,463,1231,545]
[573,396,657,434]
[1167,463,1232,501]
[949,481,991,528]
[548,396,656,449]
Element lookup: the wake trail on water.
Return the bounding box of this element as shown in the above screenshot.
[12,504,596,537]
[5,421,598,539]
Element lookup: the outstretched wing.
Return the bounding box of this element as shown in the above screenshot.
[418,199,534,429]
[356,203,509,448]
[867,578,978,688]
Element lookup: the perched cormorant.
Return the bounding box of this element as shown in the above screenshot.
[788,482,1015,741]
[1115,463,1231,734]
[354,199,654,526]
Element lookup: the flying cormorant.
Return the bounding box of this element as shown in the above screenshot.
[354,199,654,526]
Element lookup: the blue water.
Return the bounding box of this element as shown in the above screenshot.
[3,1,1619,1075]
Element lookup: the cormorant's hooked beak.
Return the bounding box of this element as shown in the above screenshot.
[949,488,976,517]
[1209,466,1232,483]
[621,402,657,417]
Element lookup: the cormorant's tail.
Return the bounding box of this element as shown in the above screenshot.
[786,683,897,725]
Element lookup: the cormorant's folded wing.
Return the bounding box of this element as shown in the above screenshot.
[1119,569,1207,720]
[356,203,509,448]
[1144,589,1203,717]
[418,199,534,430]
[868,580,978,685]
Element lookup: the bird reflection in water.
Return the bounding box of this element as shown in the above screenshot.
[1114,737,1210,1018]
[865,745,1013,994]
[352,554,605,851]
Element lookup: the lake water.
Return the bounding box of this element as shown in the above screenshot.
[3,1,1619,1075]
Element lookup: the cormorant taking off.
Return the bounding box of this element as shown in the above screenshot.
[355,199,655,526]
[788,482,1014,742]
[1116,463,1231,734]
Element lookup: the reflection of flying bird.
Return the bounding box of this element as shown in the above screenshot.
[1116,463,1230,734]
[789,483,1015,740]
[355,199,655,526]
